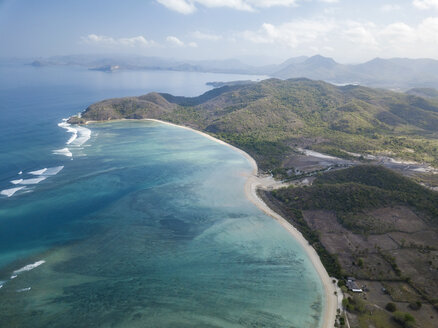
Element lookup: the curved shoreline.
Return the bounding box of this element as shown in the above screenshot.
[244,176,338,328]
[85,118,338,328]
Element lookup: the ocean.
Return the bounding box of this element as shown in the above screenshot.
[0,62,324,327]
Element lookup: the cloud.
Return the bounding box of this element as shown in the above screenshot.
[166,35,185,46]
[118,36,150,47]
[239,16,438,61]
[82,34,151,47]
[157,0,196,14]
[192,31,222,40]
[418,17,438,43]
[380,4,401,12]
[413,0,438,9]
[166,36,198,48]
[156,0,302,14]
[242,19,336,48]
[319,0,339,3]
[247,0,300,8]
[343,21,378,48]
[83,34,115,45]
[380,22,416,44]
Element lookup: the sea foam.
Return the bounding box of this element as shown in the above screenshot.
[1,186,26,197]
[28,166,64,177]
[59,121,78,145]
[42,166,64,176]
[13,260,45,275]
[29,168,48,175]
[53,148,72,157]
[17,177,47,185]
[66,132,78,145]
[55,119,92,159]
[58,120,91,147]
[71,126,91,146]
[11,179,24,185]
[17,287,31,293]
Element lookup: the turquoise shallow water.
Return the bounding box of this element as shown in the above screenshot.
[0,65,324,327]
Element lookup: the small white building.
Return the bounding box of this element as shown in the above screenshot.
[346,278,363,293]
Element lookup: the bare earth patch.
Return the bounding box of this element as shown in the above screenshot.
[301,205,438,328]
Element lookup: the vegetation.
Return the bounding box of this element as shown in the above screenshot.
[392,311,415,328]
[343,296,366,314]
[272,166,438,229]
[408,301,422,310]
[74,78,438,171]
[385,302,397,312]
[269,165,438,327]
[406,88,438,100]
[357,309,401,328]
[74,78,438,328]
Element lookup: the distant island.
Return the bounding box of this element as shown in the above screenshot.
[30,54,438,90]
[89,65,120,72]
[206,80,257,88]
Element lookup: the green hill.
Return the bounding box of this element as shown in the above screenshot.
[406,87,438,100]
[72,78,438,170]
[274,165,438,227]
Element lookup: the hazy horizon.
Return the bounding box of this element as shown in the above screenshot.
[6,53,438,67]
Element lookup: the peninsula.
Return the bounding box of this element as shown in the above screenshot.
[69,78,438,328]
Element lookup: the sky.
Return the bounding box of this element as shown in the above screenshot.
[1,0,438,64]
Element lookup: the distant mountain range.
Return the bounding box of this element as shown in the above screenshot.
[273,55,438,90]
[30,54,438,90]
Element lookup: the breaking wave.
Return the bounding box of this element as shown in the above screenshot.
[13,260,46,275]
[0,186,26,197]
[58,119,91,148]
[53,147,72,157]
[29,168,48,175]
[16,177,47,185]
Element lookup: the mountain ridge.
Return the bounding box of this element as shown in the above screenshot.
[69,78,438,171]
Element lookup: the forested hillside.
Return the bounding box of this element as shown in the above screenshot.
[71,78,438,171]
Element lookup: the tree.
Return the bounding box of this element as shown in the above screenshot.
[385,302,397,312]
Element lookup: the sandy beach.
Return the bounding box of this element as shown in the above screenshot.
[86,118,338,328]
[244,174,338,328]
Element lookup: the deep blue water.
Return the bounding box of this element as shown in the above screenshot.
[0,64,324,327]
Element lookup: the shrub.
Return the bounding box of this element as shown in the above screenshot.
[339,316,345,326]
[342,298,349,309]
[408,301,422,310]
[385,302,397,312]
[393,311,415,328]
